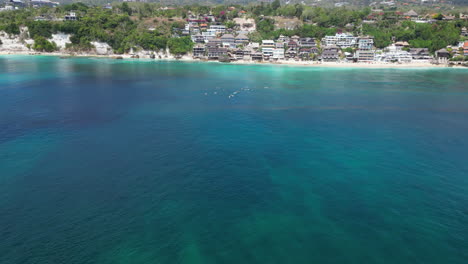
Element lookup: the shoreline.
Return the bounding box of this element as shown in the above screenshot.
[1,50,466,69]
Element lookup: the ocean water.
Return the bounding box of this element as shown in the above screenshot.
[0,56,467,264]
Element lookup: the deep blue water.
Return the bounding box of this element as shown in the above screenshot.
[1,56,467,264]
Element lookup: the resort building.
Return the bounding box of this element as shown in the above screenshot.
[209,24,226,35]
[261,40,275,60]
[235,34,249,45]
[272,48,285,60]
[285,48,297,59]
[321,45,340,62]
[64,12,77,21]
[202,30,216,42]
[357,37,374,50]
[356,50,375,62]
[322,33,358,49]
[435,49,450,64]
[207,46,228,59]
[287,40,299,50]
[193,44,206,58]
[192,33,205,44]
[409,48,431,60]
[375,45,412,63]
[220,34,235,45]
[356,37,375,62]
[299,38,316,48]
[462,27,468,37]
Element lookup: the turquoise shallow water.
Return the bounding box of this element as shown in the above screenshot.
[0,56,467,264]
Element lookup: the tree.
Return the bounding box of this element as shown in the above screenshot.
[121,3,132,16]
[32,36,58,52]
[167,37,193,55]
[272,0,281,11]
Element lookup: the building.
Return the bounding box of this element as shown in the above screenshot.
[30,0,59,7]
[207,45,227,59]
[375,45,412,63]
[394,41,410,50]
[321,45,340,62]
[262,40,275,48]
[193,44,206,58]
[277,35,289,43]
[357,37,374,50]
[287,40,299,50]
[356,37,375,62]
[64,12,77,21]
[235,34,249,45]
[202,30,216,43]
[235,49,244,60]
[409,48,431,60]
[261,40,275,59]
[435,48,450,63]
[464,41,468,56]
[356,50,375,62]
[220,34,235,45]
[299,48,314,60]
[285,48,297,59]
[9,0,25,7]
[322,33,357,48]
[272,48,285,60]
[299,38,316,48]
[462,27,468,37]
[252,52,263,61]
[209,24,226,35]
[192,33,204,44]
[404,10,419,19]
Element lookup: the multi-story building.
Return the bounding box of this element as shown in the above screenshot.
[193,44,206,58]
[321,45,340,62]
[221,34,235,45]
[322,33,358,49]
[355,50,375,62]
[357,37,374,50]
[261,40,275,59]
[462,27,468,37]
[235,34,249,45]
[192,33,205,44]
[209,24,226,35]
[409,48,431,60]
[272,48,285,60]
[299,38,316,48]
[356,37,375,62]
[375,45,412,63]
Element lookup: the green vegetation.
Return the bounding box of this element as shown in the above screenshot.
[32,36,57,52]
[363,20,462,52]
[0,2,467,55]
[168,37,193,55]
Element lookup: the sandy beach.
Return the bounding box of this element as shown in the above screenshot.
[1,50,465,69]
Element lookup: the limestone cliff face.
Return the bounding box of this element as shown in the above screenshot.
[0,27,32,52]
[91,41,114,55]
[0,28,176,58]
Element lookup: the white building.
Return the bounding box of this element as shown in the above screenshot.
[272,48,285,60]
[202,30,217,43]
[375,45,412,63]
[322,33,358,49]
[262,40,275,48]
[209,25,226,35]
